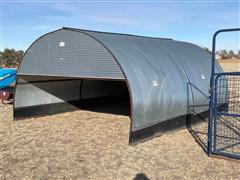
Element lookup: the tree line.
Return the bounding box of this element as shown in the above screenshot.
[203,47,240,59]
[0,47,240,68]
[0,48,24,67]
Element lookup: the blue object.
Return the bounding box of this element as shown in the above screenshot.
[208,28,240,160]
[0,68,17,89]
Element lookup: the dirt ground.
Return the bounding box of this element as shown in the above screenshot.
[0,103,239,180]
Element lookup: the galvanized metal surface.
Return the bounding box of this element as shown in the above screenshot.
[16,28,223,134]
[15,77,82,108]
[79,28,223,131]
[17,30,124,80]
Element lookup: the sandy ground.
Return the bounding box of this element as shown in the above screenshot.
[0,103,239,180]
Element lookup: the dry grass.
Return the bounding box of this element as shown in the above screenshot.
[218,59,240,72]
[0,103,239,180]
[0,59,239,179]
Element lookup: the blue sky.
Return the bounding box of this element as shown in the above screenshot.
[1,0,240,52]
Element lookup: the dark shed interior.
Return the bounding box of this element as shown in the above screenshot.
[14,75,130,118]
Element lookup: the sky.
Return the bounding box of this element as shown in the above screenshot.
[0,0,240,52]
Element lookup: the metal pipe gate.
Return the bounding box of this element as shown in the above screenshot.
[208,28,240,159]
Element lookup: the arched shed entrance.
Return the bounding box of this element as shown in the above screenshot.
[14,27,223,144]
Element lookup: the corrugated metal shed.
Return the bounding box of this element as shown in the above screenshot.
[14,27,223,144]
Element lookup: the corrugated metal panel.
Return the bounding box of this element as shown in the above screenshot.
[79,29,223,131]
[17,29,125,80]
[15,77,81,108]
[16,27,224,135]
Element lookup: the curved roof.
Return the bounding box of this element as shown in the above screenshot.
[17,27,223,134]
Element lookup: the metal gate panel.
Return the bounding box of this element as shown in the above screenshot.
[212,73,240,159]
[208,28,240,160]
